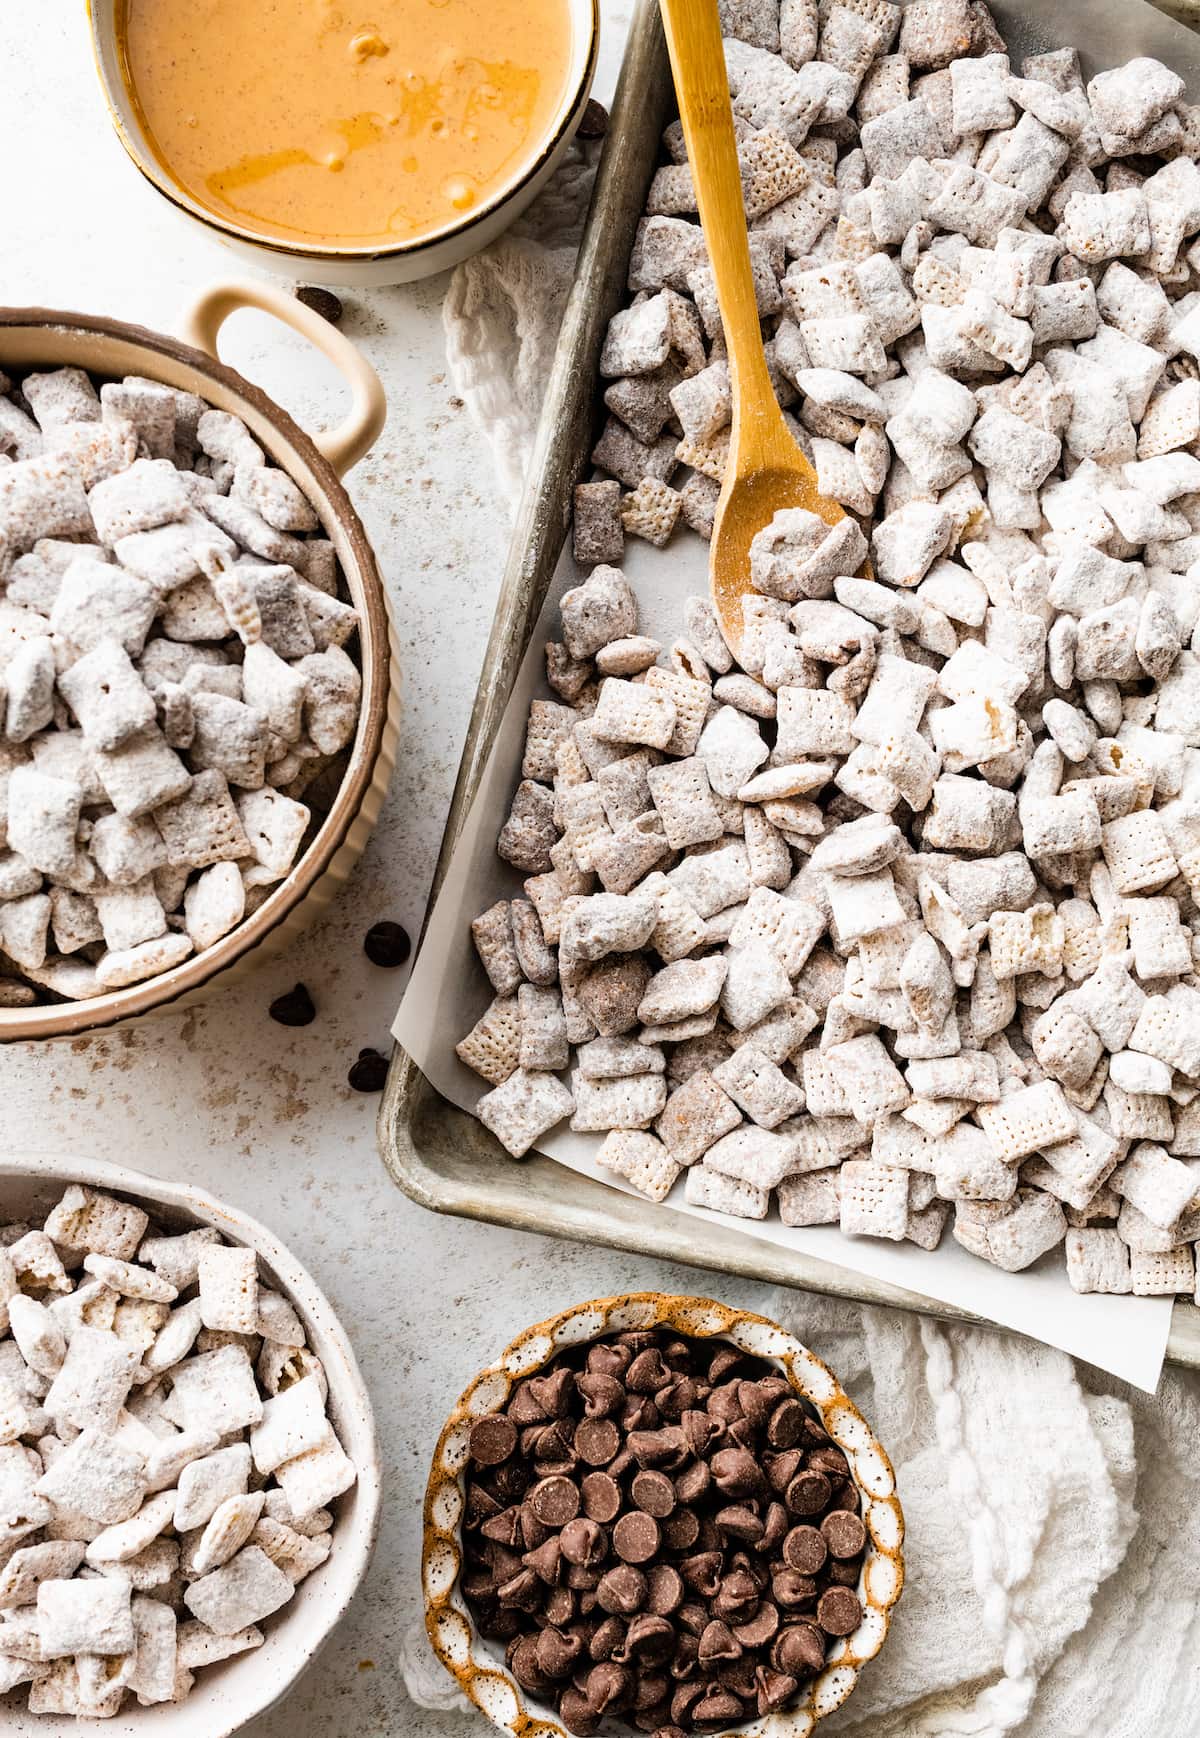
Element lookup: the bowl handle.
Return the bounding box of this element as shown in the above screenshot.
[178,280,387,476]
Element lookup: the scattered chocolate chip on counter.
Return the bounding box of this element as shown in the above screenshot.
[348,1047,388,1092]
[576,99,610,139]
[269,982,317,1027]
[363,920,411,968]
[460,1329,865,1735]
[294,286,345,326]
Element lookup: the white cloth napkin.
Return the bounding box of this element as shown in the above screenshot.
[398,150,1200,1736]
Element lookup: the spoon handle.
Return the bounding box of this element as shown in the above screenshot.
[659,0,780,449]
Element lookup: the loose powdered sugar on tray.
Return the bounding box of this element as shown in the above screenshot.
[393,531,1174,1391]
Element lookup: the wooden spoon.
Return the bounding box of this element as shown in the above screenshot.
[659,0,862,653]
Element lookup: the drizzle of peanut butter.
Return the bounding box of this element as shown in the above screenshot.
[118,0,574,247]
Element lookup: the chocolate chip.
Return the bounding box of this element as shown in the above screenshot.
[808,1446,850,1478]
[295,285,344,324]
[617,1331,659,1352]
[581,1472,622,1524]
[530,1476,580,1527]
[509,1630,552,1692]
[738,1379,784,1431]
[765,1448,803,1494]
[707,1381,743,1424]
[646,1563,684,1616]
[575,1417,620,1467]
[674,1460,710,1505]
[577,1372,625,1417]
[469,1416,517,1467]
[692,1686,743,1724]
[519,1505,550,1551]
[712,1568,758,1624]
[817,1586,862,1636]
[773,1622,826,1676]
[714,1504,764,1544]
[697,1619,741,1664]
[626,1348,671,1392]
[631,1470,676,1518]
[707,1346,744,1383]
[634,1677,671,1720]
[678,1551,722,1597]
[581,1614,617,1660]
[268,982,316,1028]
[567,1561,601,1592]
[614,1510,660,1565]
[786,1470,832,1517]
[782,1525,828,1576]
[508,1381,551,1426]
[627,1427,687,1469]
[676,1602,708,1639]
[546,1586,576,1627]
[671,1680,705,1723]
[524,1536,563,1584]
[772,1569,816,1609]
[535,1417,576,1463]
[480,1506,522,1548]
[830,1476,861,1514]
[757,1667,799,1714]
[537,1625,583,1679]
[491,1459,529,1503]
[733,1601,779,1648]
[660,1507,700,1552]
[767,1398,807,1449]
[588,1343,631,1378]
[623,1613,676,1666]
[497,1567,542,1610]
[560,1517,606,1568]
[622,1394,659,1432]
[559,1685,600,1736]
[681,1410,721,1458]
[576,97,609,137]
[716,1653,757,1698]
[710,1446,765,1499]
[466,1485,502,1527]
[827,1557,862,1586]
[758,1500,788,1555]
[821,1509,867,1559]
[363,919,411,967]
[347,1047,388,1091]
[586,1660,633,1713]
[530,1367,576,1416]
[597,1564,648,1615]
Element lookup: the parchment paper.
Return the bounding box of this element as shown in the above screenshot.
[394,528,1175,1393]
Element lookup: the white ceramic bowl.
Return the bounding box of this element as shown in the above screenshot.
[88,1,600,287]
[0,1154,382,1738]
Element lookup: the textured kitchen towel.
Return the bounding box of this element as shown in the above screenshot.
[412,143,1200,1738]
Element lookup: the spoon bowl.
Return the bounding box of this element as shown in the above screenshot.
[659,0,866,653]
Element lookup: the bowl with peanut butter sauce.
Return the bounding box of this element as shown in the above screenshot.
[90,0,599,284]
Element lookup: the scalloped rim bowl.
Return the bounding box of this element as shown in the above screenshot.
[423,1293,904,1738]
[0,1154,382,1738]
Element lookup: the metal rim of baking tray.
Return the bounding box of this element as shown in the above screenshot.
[378,0,1200,1374]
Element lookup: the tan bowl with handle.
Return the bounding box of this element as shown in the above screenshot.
[0,280,399,1041]
[424,1293,905,1738]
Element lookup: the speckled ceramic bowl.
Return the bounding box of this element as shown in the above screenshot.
[423,1294,904,1738]
[1,1154,382,1738]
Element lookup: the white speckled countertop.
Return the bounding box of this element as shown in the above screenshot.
[0,6,800,1733]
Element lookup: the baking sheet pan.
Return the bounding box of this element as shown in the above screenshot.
[380,0,1200,1376]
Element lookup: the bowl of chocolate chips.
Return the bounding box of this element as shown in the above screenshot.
[423,1295,903,1737]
